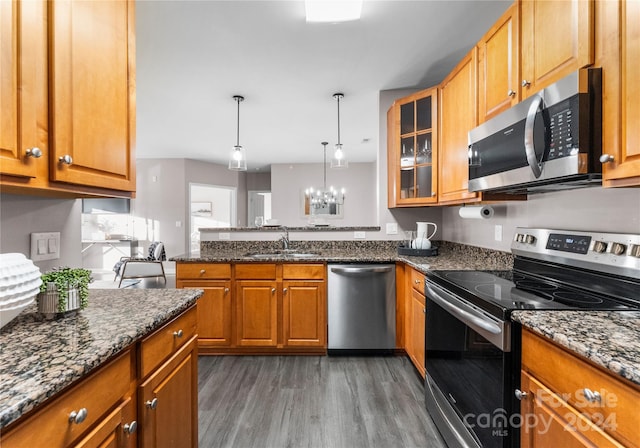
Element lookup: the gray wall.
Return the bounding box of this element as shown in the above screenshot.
[0,194,82,271]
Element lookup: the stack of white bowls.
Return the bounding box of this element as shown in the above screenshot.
[0,253,42,329]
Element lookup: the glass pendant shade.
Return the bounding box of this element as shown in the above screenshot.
[229,145,247,171]
[331,143,348,169]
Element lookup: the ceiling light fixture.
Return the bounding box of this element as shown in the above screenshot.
[305,142,345,210]
[305,0,363,23]
[331,93,348,169]
[229,95,247,171]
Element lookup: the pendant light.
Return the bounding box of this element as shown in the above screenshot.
[305,142,345,210]
[331,93,348,169]
[228,95,247,171]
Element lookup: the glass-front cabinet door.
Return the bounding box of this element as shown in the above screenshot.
[388,87,438,207]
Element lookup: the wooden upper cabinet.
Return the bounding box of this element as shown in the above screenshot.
[49,0,135,191]
[0,0,47,178]
[519,0,594,99]
[438,48,481,205]
[597,0,640,187]
[387,88,439,208]
[477,3,519,123]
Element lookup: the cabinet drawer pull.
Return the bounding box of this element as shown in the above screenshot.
[69,408,88,424]
[200,269,206,275]
[58,154,73,165]
[25,147,42,158]
[599,154,615,164]
[521,79,531,87]
[514,389,528,400]
[145,398,158,409]
[414,279,421,284]
[173,329,184,338]
[583,388,602,403]
[123,420,137,435]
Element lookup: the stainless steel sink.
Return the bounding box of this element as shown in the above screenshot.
[244,251,320,259]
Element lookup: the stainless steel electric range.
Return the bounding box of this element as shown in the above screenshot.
[424,228,640,448]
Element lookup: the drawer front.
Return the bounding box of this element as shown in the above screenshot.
[235,263,277,279]
[176,263,231,280]
[409,268,425,293]
[522,329,640,447]
[282,263,325,280]
[2,350,134,448]
[139,306,197,378]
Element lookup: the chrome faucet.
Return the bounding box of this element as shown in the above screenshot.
[279,226,290,250]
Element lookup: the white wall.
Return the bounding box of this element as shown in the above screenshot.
[0,195,82,271]
[270,162,377,228]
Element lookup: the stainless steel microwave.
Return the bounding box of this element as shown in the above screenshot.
[468,68,602,194]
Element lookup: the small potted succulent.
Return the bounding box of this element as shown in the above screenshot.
[38,267,93,316]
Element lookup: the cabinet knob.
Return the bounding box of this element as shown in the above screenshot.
[423,308,426,314]
[200,269,206,275]
[414,279,421,284]
[283,287,288,294]
[25,147,42,158]
[599,154,615,164]
[58,154,73,165]
[123,420,137,435]
[507,89,516,97]
[173,329,184,338]
[69,408,88,424]
[224,287,229,294]
[271,288,276,294]
[521,80,531,88]
[583,388,602,403]
[145,398,158,409]
[514,389,528,400]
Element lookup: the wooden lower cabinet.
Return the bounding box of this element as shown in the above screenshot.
[519,329,640,448]
[74,397,137,448]
[235,280,279,347]
[283,280,326,347]
[138,336,198,448]
[404,267,426,378]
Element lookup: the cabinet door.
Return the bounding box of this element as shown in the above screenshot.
[389,89,439,207]
[519,372,623,448]
[0,0,46,178]
[409,288,426,379]
[235,280,278,347]
[49,0,135,191]
[599,0,640,187]
[139,337,198,448]
[477,3,519,123]
[282,280,326,347]
[520,0,594,99]
[180,281,232,347]
[438,48,480,204]
[73,397,137,448]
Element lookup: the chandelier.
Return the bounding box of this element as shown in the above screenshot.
[305,142,345,211]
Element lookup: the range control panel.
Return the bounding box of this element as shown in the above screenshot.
[512,228,640,279]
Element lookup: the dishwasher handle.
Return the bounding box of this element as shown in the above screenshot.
[330,266,393,275]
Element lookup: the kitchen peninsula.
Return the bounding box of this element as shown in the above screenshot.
[0,288,202,447]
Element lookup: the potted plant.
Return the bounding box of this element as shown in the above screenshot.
[38,267,93,315]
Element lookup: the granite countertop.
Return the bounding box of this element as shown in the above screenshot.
[512,310,640,387]
[172,241,515,274]
[0,288,203,429]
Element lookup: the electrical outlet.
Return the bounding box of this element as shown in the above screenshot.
[386,223,398,235]
[494,225,503,242]
[219,232,230,240]
[31,232,60,261]
[354,231,366,239]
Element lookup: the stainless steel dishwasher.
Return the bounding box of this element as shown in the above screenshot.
[327,263,396,354]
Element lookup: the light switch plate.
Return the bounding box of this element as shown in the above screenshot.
[31,232,60,261]
[386,223,398,235]
[494,225,503,242]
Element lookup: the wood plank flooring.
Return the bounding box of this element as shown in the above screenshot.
[198,355,446,448]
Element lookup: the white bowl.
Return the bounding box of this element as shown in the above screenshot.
[265,219,279,225]
[0,253,41,328]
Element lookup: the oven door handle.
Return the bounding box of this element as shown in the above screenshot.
[425,281,510,352]
[425,282,500,334]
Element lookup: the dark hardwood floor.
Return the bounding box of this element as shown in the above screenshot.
[198,355,445,448]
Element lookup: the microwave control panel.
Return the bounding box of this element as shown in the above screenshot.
[546,96,579,161]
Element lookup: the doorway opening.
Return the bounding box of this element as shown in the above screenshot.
[189,183,237,254]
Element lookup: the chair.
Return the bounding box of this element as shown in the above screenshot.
[113,241,167,288]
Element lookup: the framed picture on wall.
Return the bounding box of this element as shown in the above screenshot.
[191,202,212,217]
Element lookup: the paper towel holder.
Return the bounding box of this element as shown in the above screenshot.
[458,205,494,219]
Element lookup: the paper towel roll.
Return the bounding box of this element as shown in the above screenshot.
[458,205,494,219]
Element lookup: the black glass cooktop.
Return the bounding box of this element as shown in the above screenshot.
[426,268,638,320]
